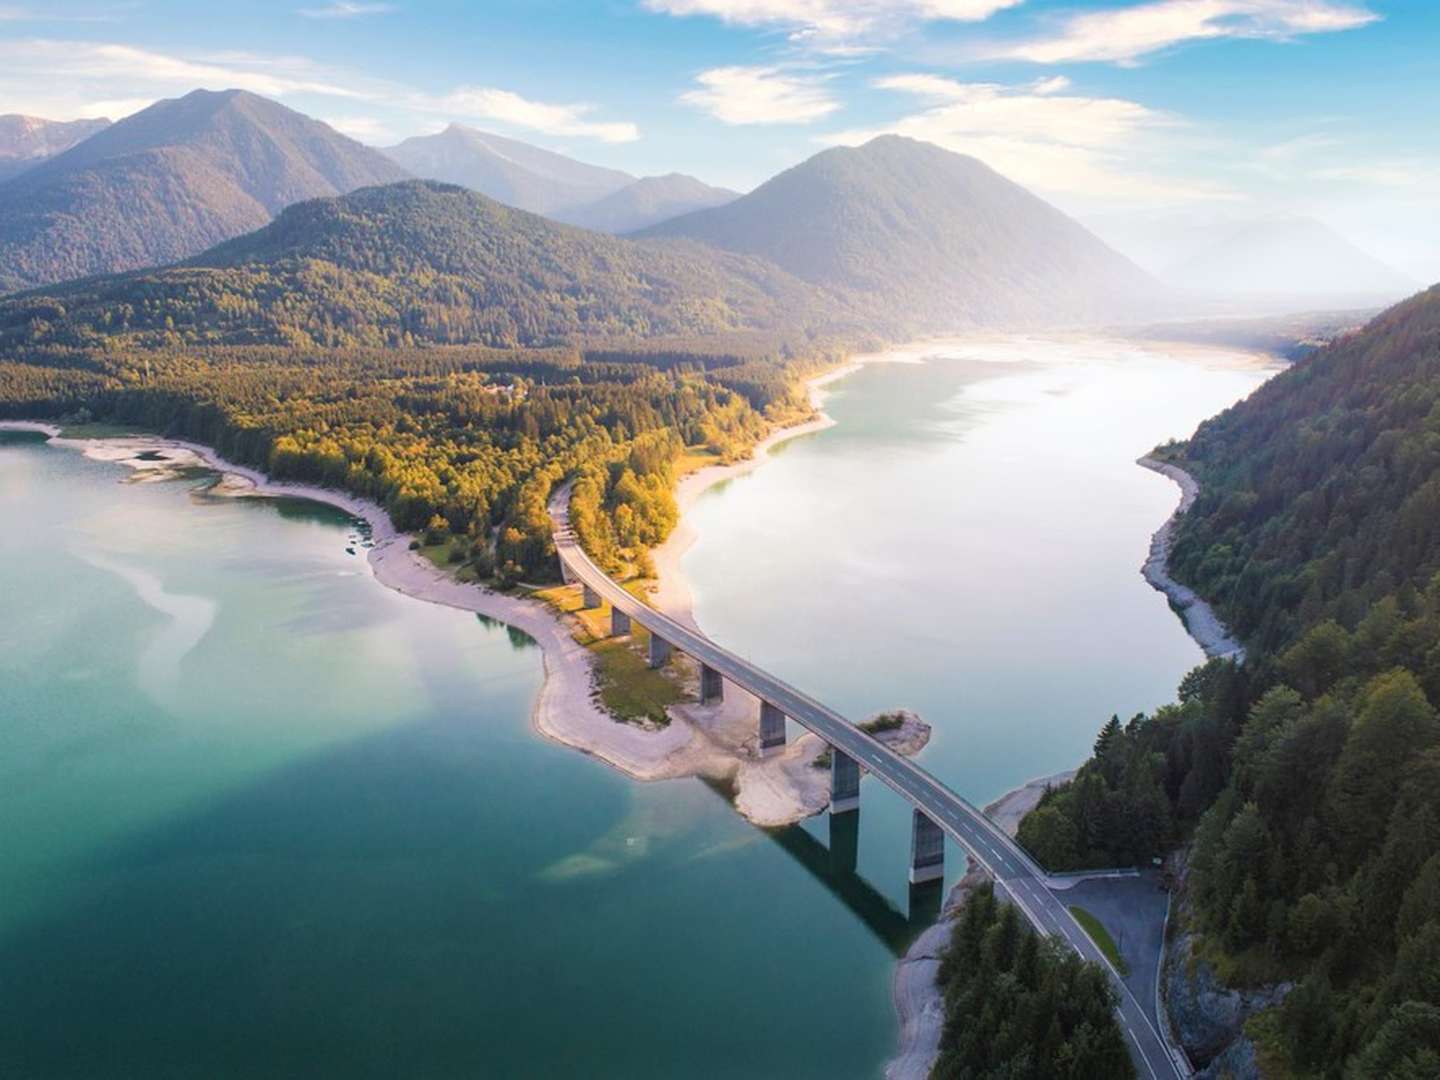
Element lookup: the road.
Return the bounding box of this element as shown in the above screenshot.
[551,505,1184,1079]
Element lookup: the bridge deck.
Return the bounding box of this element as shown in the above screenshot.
[550,498,1183,1079]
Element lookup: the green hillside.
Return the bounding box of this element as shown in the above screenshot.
[1018,285,1440,1077]
[1,179,848,353]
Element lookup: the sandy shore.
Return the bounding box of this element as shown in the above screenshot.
[1138,456,1246,661]
[0,354,925,827]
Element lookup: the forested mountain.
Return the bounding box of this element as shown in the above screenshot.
[1164,215,1417,304]
[556,173,738,233]
[383,124,633,217]
[0,89,409,293]
[640,135,1158,328]
[0,179,847,352]
[1018,285,1440,1076]
[0,114,111,182]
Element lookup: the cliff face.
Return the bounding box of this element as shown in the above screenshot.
[1161,852,1290,1077]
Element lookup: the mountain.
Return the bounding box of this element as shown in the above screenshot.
[556,173,739,233]
[0,114,111,182]
[0,179,845,352]
[383,124,633,217]
[1161,214,1418,304]
[0,89,410,294]
[639,135,1158,328]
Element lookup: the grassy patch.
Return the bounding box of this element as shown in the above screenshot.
[533,582,684,726]
[675,445,722,477]
[859,711,906,734]
[57,421,155,439]
[591,638,683,727]
[416,539,479,582]
[1068,906,1129,976]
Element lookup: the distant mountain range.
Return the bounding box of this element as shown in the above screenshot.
[0,93,1158,341]
[383,124,737,233]
[555,173,738,234]
[0,115,112,183]
[1163,215,1418,302]
[0,89,408,293]
[1087,210,1418,307]
[383,124,631,218]
[640,135,1155,327]
[0,179,841,352]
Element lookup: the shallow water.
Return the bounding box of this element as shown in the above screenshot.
[0,337,1271,1078]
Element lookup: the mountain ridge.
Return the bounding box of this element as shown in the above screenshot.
[640,135,1159,328]
[0,179,850,352]
[0,89,410,293]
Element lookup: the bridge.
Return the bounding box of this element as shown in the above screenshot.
[550,499,1185,1079]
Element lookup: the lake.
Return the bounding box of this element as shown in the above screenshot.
[0,335,1272,1078]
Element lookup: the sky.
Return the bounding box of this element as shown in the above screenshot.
[1,0,1435,280]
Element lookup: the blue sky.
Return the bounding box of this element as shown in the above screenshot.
[1,0,1435,278]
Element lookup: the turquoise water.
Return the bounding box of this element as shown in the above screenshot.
[682,337,1272,873]
[0,433,903,1079]
[0,339,1270,1077]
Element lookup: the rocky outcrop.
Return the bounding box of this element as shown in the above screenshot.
[1164,928,1288,1069]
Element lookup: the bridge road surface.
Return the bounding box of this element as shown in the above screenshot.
[550,506,1183,1080]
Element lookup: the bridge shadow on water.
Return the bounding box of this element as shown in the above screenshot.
[699,778,943,957]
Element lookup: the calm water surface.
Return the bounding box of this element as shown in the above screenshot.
[0,336,1271,1078]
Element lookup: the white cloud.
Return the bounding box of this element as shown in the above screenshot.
[644,0,1021,46]
[427,87,639,142]
[680,65,838,124]
[1000,0,1378,65]
[0,38,639,143]
[824,74,1237,203]
[297,2,394,17]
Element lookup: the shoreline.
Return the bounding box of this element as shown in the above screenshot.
[4,335,1249,1079]
[1,420,703,784]
[886,768,1076,1080]
[0,352,906,829]
[1137,456,1246,662]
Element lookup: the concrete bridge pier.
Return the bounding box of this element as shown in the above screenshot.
[647,633,673,669]
[700,663,723,705]
[830,748,860,814]
[581,583,601,609]
[759,701,787,755]
[909,808,945,885]
[610,607,631,637]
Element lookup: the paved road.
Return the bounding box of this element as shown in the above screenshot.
[552,509,1183,1079]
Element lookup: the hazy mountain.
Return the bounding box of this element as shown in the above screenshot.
[556,173,738,233]
[640,135,1158,329]
[0,89,410,293]
[1,180,844,351]
[1161,214,1418,304]
[383,124,634,217]
[0,115,111,182]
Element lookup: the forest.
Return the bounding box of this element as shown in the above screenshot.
[0,339,827,585]
[1017,286,1440,1076]
[0,180,861,353]
[931,881,1134,1079]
